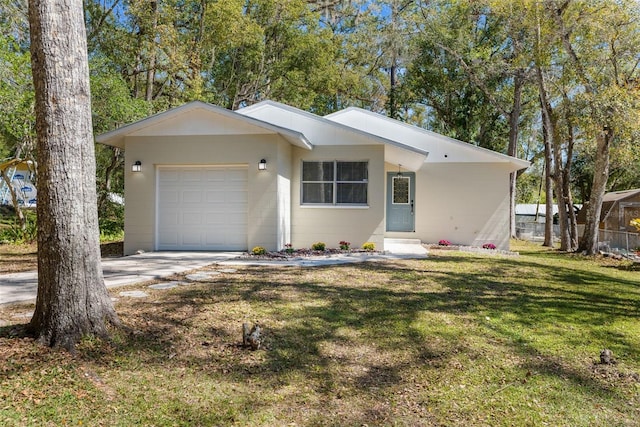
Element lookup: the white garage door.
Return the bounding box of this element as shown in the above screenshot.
[157,166,248,250]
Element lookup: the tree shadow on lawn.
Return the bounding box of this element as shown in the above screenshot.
[106,259,638,395]
[1,256,638,423]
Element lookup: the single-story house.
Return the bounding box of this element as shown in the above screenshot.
[577,188,640,232]
[96,100,529,255]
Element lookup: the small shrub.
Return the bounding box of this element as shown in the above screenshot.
[339,240,351,250]
[252,246,267,255]
[631,218,640,232]
[482,243,496,250]
[0,214,37,244]
[362,242,375,251]
[284,243,294,254]
[438,239,451,246]
[311,242,326,251]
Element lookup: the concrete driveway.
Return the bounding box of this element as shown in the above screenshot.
[0,240,428,306]
[0,252,240,306]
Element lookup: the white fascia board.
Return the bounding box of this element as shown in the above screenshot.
[326,107,530,172]
[95,100,312,150]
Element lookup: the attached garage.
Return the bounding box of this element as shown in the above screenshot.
[157,166,248,250]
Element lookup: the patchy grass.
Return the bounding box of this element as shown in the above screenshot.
[0,241,123,273]
[1,241,639,426]
[0,243,38,273]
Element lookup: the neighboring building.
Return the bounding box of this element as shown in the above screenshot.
[515,204,557,224]
[577,189,640,232]
[0,160,37,208]
[96,101,529,255]
[516,203,582,224]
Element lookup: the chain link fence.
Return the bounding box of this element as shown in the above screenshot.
[518,222,640,257]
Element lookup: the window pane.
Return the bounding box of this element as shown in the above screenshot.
[303,161,334,181]
[337,161,367,181]
[337,183,367,204]
[303,183,333,203]
[393,176,409,204]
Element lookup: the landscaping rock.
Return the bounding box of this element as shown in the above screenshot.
[148,282,179,290]
[119,290,149,298]
[186,272,221,281]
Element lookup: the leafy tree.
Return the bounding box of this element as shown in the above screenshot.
[547,0,640,254]
[27,0,119,349]
[408,0,537,236]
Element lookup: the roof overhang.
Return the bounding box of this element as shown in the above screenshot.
[95,101,313,150]
[326,107,530,173]
[238,101,428,171]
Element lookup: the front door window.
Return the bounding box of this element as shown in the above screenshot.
[393,176,410,204]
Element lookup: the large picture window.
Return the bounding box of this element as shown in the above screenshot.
[302,161,368,205]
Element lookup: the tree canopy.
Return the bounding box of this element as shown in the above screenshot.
[1,0,639,253]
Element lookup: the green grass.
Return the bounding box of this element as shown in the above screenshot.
[1,241,639,426]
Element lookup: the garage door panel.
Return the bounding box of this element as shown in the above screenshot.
[159,170,180,183]
[159,189,180,204]
[204,169,227,181]
[158,231,179,246]
[204,212,226,224]
[182,170,204,181]
[181,231,203,246]
[182,212,202,225]
[182,190,203,203]
[157,166,248,250]
[205,190,225,202]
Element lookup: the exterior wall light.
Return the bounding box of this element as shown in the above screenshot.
[258,159,267,170]
[132,161,142,172]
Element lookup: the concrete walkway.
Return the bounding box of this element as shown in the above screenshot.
[0,252,240,306]
[0,240,427,306]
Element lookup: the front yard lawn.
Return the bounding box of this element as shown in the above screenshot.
[1,241,639,426]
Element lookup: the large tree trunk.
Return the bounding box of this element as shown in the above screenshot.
[507,70,524,238]
[27,0,119,349]
[578,128,612,255]
[536,64,555,247]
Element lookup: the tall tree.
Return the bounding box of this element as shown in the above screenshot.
[409,1,535,236]
[27,0,119,349]
[548,0,640,254]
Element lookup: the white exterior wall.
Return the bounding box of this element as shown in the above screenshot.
[385,162,513,250]
[290,145,386,251]
[123,134,289,255]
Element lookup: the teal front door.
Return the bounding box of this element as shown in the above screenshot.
[386,172,415,232]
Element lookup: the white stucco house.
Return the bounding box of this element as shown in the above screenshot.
[96,100,529,255]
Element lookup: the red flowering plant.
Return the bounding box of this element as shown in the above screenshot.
[339,240,351,250]
[438,239,451,246]
[482,243,496,250]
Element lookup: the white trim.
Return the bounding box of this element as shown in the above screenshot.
[300,205,370,209]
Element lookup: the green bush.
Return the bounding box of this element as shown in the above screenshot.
[98,200,124,241]
[252,246,267,255]
[311,242,326,251]
[0,212,37,243]
[362,242,375,251]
